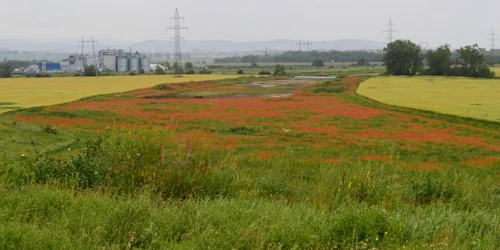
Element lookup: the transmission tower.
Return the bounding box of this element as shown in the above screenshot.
[264,47,268,63]
[382,18,399,44]
[487,29,499,51]
[78,37,99,78]
[166,8,189,73]
[296,40,313,52]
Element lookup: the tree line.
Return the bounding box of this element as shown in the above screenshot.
[383,40,495,78]
[214,50,385,64]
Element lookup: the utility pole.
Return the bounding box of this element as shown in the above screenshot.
[382,18,399,44]
[91,37,99,78]
[264,47,268,64]
[166,8,189,74]
[77,37,99,78]
[488,29,499,52]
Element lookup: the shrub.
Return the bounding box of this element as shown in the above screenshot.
[8,127,238,198]
[236,69,244,74]
[258,71,271,75]
[312,59,324,67]
[185,69,196,74]
[198,68,212,74]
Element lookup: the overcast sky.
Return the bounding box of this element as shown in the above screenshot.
[1,0,499,49]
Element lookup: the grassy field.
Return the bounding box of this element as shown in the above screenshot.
[357,76,500,122]
[0,75,238,114]
[491,67,500,76]
[0,76,499,249]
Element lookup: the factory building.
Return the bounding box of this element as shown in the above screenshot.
[99,49,150,72]
[60,54,87,72]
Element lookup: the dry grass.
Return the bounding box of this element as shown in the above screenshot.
[0,75,238,114]
[357,76,500,122]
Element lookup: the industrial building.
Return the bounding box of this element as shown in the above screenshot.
[99,49,150,72]
[39,62,61,72]
[60,54,87,73]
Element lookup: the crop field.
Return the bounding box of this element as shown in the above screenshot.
[0,76,499,249]
[357,76,500,122]
[492,67,500,76]
[0,75,238,114]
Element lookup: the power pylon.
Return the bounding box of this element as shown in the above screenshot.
[487,29,499,51]
[296,40,312,52]
[382,18,399,44]
[78,37,99,78]
[166,8,189,73]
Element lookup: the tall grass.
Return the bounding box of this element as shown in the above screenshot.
[0,127,498,249]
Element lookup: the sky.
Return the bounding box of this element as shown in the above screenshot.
[1,0,499,49]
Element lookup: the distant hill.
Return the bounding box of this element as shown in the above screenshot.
[0,39,386,53]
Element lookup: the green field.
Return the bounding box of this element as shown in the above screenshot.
[357,76,500,122]
[0,75,499,249]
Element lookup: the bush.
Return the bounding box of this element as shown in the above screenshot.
[155,66,165,75]
[7,127,238,198]
[258,71,271,75]
[273,64,286,76]
[237,69,244,74]
[185,69,196,74]
[33,73,52,78]
[312,59,324,67]
[129,71,138,76]
[198,68,212,74]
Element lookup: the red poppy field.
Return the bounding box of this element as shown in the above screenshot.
[9,76,500,170]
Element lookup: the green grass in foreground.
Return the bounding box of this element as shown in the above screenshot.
[0,127,498,249]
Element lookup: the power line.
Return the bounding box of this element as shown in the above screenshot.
[77,37,99,78]
[382,18,399,44]
[166,8,189,73]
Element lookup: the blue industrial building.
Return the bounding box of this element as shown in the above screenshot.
[38,62,61,72]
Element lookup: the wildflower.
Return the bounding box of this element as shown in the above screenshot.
[137,153,141,156]
[68,148,71,151]
[21,154,25,157]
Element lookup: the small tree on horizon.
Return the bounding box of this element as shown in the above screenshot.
[0,61,13,78]
[273,64,286,76]
[312,59,324,67]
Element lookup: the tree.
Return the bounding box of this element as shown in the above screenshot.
[273,64,286,76]
[155,66,165,75]
[312,59,324,67]
[164,62,171,69]
[83,65,98,77]
[383,40,423,76]
[454,44,494,78]
[357,58,370,66]
[426,45,452,76]
[173,62,184,75]
[184,62,194,69]
[0,62,13,78]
